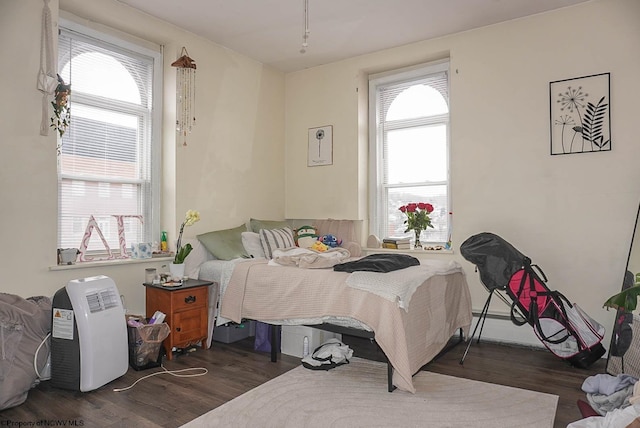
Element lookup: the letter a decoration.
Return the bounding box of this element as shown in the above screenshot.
[78,215,114,262]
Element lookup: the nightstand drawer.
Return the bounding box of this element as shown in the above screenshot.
[171,287,207,311]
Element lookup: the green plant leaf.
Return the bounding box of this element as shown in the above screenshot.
[603,285,640,311]
[174,243,193,264]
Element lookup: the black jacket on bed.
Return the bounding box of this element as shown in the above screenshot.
[333,253,419,273]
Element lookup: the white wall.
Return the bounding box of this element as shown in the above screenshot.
[2,0,638,347]
[284,0,640,346]
[0,0,285,314]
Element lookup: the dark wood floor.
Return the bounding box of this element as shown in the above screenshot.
[1,335,604,427]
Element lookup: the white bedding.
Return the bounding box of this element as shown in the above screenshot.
[346,259,464,310]
[198,258,246,348]
[269,246,351,268]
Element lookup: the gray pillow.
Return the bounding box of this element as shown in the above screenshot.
[197,225,249,261]
[249,218,291,233]
[259,227,296,259]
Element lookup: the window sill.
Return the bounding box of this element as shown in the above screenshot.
[363,247,454,255]
[49,255,174,271]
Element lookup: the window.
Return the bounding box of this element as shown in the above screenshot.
[369,61,450,245]
[57,22,162,255]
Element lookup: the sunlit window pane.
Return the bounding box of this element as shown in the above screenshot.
[387,85,448,121]
[386,125,447,184]
[61,52,141,105]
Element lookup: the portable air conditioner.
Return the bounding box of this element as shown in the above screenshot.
[50,275,128,392]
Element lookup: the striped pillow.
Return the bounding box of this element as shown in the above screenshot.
[259,227,295,259]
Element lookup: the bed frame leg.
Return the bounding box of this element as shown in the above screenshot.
[270,324,279,362]
[387,359,396,392]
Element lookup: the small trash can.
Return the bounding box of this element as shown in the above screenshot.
[127,321,170,370]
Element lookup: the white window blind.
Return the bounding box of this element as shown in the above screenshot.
[57,24,161,254]
[369,61,450,244]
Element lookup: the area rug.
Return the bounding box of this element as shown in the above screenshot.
[182,358,558,428]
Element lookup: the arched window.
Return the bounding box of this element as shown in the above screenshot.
[369,61,450,246]
[57,22,161,256]
[386,84,448,120]
[62,52,142,104]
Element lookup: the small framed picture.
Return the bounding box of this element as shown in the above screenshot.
[308,125,333,166]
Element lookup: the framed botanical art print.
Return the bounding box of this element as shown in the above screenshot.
[550,72,611,155]
[308,125,333,166]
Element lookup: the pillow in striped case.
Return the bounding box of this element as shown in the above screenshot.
[259,227,296,259]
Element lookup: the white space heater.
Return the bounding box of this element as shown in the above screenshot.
[50,275,128,392]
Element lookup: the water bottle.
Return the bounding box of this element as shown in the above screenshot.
[303,336,309,357]
[161,231,168,251]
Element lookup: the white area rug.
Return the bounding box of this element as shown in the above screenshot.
[182,358,558,428]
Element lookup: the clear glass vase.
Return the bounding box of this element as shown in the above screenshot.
[414,229,423,249]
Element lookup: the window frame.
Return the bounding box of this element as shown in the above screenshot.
[57,18,162,258]
[368,60,450,245]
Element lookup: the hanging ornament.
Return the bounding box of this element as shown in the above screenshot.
[171,47,197,146]
[38,0,58,137]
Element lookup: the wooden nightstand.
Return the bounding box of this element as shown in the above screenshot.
[144,279,217,360]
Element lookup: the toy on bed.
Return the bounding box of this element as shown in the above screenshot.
[319,234,342,248]
[294,225,319,249]
[310,240,329,252]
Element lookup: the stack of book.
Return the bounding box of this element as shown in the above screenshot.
[382,237,411,249]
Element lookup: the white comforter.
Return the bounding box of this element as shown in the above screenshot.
[346,259,464,310]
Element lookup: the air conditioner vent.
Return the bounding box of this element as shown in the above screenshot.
[86,288,120,313]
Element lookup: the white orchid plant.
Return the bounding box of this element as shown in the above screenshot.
[174,209,201,264]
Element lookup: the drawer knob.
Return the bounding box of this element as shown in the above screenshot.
[176,327,181,332]
[185,295,196,304]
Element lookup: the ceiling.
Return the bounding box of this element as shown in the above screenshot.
[116,0,592,73]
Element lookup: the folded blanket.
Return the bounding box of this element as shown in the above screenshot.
[270,247,351,269]
[346,259,464,310]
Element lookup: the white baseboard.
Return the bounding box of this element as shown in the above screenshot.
[468,313,544,349]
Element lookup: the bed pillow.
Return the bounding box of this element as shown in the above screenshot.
[197,225,249,261]
[182,238,216,278]
[250,218,291,233]
[242,231,266,258]
[259,227,296,259]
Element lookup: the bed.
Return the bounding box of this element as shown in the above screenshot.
[198,253,472,393]
[185,219,472,393]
